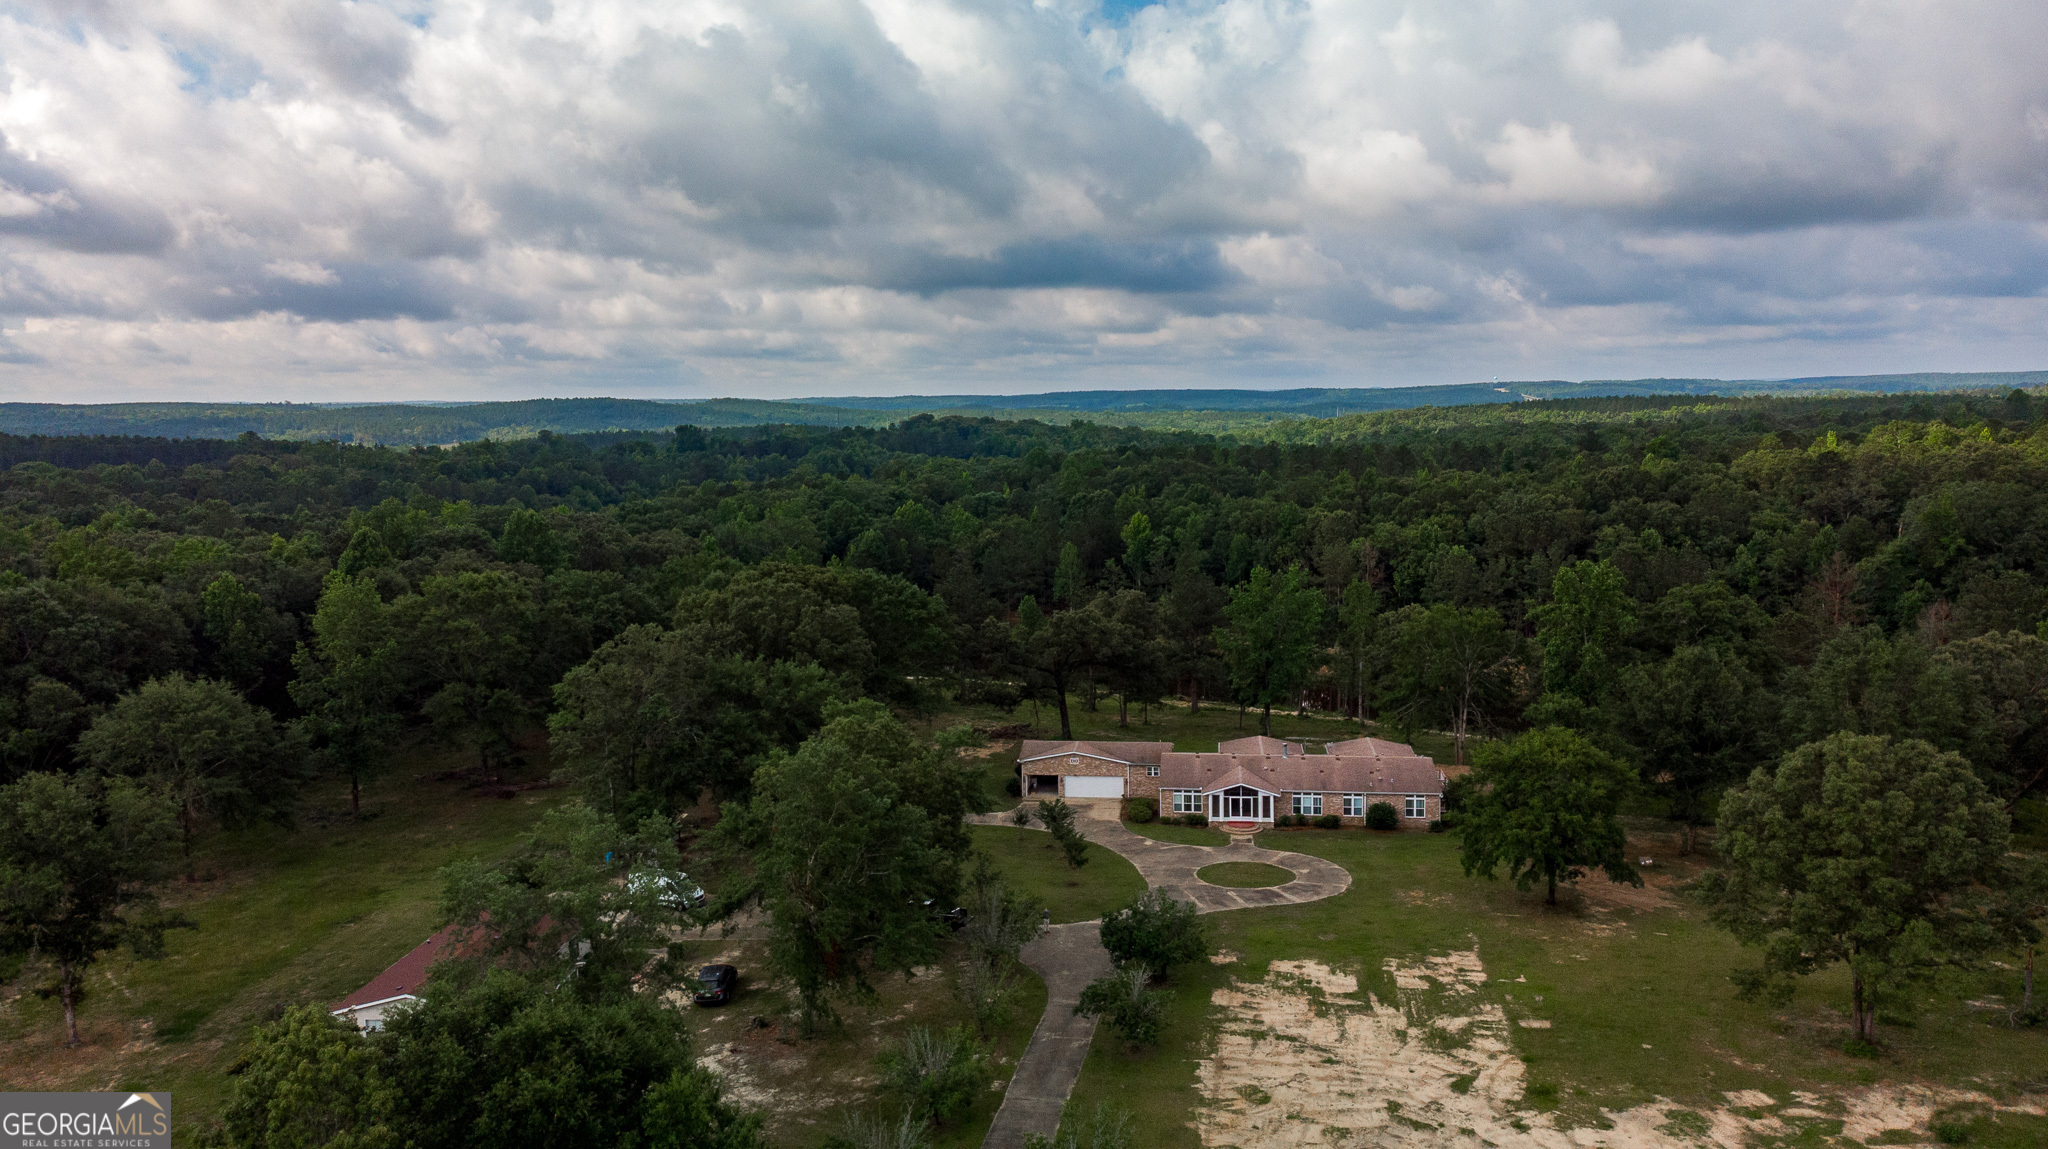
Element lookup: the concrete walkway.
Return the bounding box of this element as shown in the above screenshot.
[978,801,1351,1148]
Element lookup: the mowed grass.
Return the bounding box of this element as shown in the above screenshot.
[1062,828,2048,1145]
[1124,820,1229,847]
[0,742,563,1143]
[1194,862,1293,888]
[970,826,1146,924]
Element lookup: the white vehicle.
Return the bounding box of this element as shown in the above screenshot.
[627,870,707,909]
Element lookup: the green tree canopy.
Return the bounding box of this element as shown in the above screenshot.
[201,571,272,690]
[290,573,402,817]
[1215,565,1323,736]
[1697,732,2014,1043]
[1457,727,1640,905]
[439,802,695,1002]
[1615,642,1775,852]
[708,700,972,1029]
[391,571,541,777]
[1097,890,1208,976]
[381,970,759,1149]
[76,673,302,861]
[1379,603,1517,765]
[1530,559,1634,705]
[0,771,182,1045]
[548,623,836,816]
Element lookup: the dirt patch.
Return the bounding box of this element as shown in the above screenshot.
[1191,949,2044,1149]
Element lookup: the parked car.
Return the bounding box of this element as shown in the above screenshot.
[920,899,968,930]
[693,964,738,1006]
[628,870,707,909]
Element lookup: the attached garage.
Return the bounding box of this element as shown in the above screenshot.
[1064,775,1125,799]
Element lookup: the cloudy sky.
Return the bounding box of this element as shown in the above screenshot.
[1,0,2046,401]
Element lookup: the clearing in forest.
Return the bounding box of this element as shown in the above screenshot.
[1194,949,2047,1148]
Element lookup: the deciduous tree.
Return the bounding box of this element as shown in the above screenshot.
[1697,733,2013,1043]
[709,702,971,1029]
[291,574,402,817]
[77,673,303,863]
[1457,727,1639,906]
[0,771,182,1045]
[1215,566,1323,736]
[1379,604,1516,765]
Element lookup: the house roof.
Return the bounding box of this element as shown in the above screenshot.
[1323,737,1417,757]
[1018,739,1173,767]
[331,924,466,1013]
[1216,735,1305,757]
[1157,752,1444,795]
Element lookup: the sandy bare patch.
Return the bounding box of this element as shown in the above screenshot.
[1191,949,2042,1149]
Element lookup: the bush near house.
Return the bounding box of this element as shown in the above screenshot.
[1366,802,1399,831]
[1126,797,1157,823]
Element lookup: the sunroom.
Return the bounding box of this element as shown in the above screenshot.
[1205,783,1277,822]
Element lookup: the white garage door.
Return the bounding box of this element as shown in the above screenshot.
[1065,776,1125,798]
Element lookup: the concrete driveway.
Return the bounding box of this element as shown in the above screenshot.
[978,801,1352,1149]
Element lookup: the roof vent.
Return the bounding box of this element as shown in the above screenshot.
[1281,743,1289,758]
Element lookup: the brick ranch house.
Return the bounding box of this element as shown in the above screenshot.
[1016,734,1445,827]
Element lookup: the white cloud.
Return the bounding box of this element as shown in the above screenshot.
[1483,122,1666,207]
[0,0,2039,400]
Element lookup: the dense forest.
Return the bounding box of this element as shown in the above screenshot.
[4,388,2047,827]
[5,387,2047,1143]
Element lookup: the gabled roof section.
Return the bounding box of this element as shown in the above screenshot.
[1324,737,1417,757]
[1158,751,1444,795]
[332,924,468,1012]
[1018,739,1173,766]
[1216,735,1305,757]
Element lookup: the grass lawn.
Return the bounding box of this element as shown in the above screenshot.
[1194,861,1293,888]
[0,739,564,1144]
[963,741,1021,813]
[1062,828,2048,1145]
[1123,820,1229,847]
[970,826,1146,924]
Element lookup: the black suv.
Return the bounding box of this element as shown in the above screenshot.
[693,964,738,1006]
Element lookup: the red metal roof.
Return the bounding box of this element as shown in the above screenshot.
[331,924,465,1011]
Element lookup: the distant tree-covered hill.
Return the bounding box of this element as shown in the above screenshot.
[3,370,2042,445]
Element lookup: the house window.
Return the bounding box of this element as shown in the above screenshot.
[1292,793,1322,816]
[1405,795,1427,819]
[1147,764,1160,776]
[1172,790,1200,814]
[1342,794,1365,817]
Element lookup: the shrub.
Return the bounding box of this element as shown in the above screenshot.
[1183,813,1208,828]
[1366,802,1399,831]
[1009,804,1032,827]
[826,1110,932,1149]
[1036,798,1090,868]
[876,1026,992,1125]
[1004,776,1022,797]
[1126,797,1156,823]
[1428,818,1448,833]
[1099,891,1208,974]
[1314,814,1341,830]
[1074,964,1166,1047]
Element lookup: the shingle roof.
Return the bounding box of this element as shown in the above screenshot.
[1157,752,1443,795]
[1216,735,1305,757]
[1018,739,1173,766]
[331,924,470,1012]
[1324,737,1416,757]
